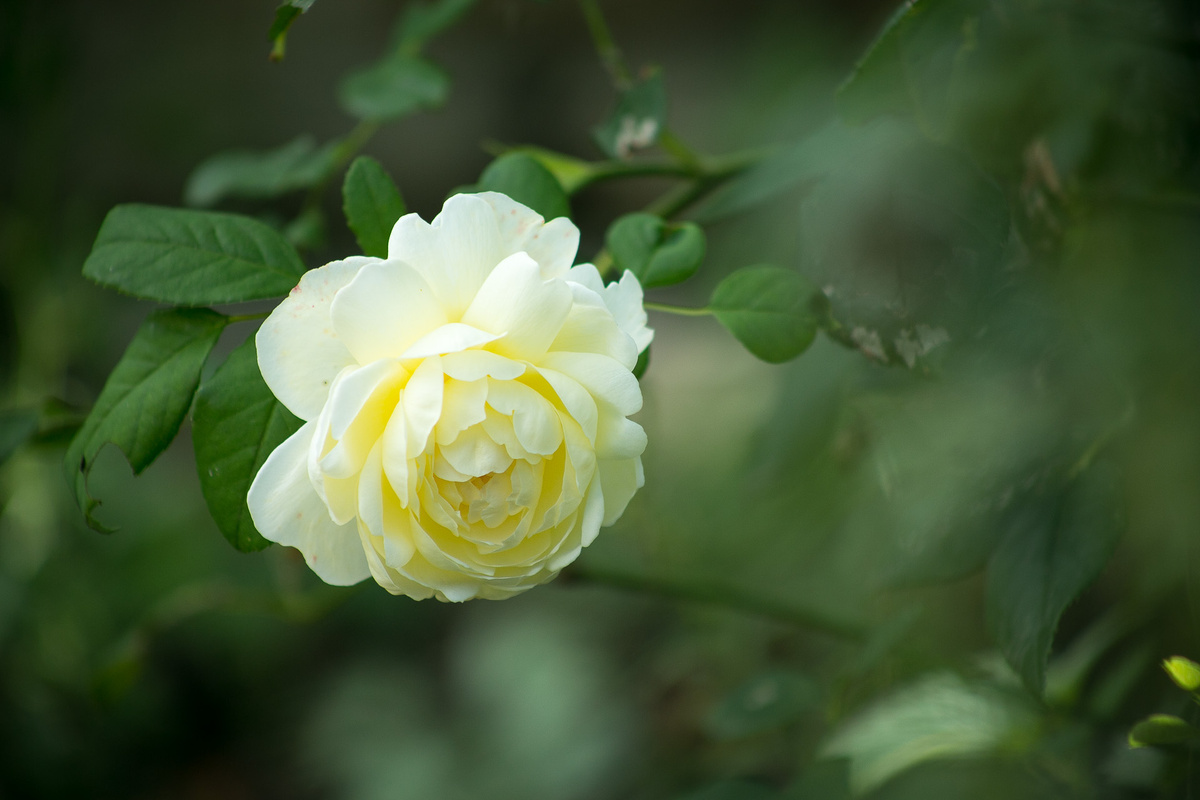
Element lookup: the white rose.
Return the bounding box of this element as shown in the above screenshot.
[247,192,652,601]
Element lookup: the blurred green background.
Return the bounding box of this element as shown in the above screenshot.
[2,0,1200,797]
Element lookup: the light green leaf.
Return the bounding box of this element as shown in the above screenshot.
[501,146,595,195]
[64,309,228,533]
[0,408,39,467]
[339,53,449,122]
[342,156,407,258]
[1128,714,1200,749]
[268,0,317,61]
[710,266,822,363]
[477,153,570,221]
[986,463,1125,696]
[606,213,705,289]
[193,336,302,552]
[184,136,338,208]
[1164,656,1200,693]
[395,0,476,50]
[705,669,820,741]
[820,672,1037,795]
[83,204,306,305]
[593,70,666,159]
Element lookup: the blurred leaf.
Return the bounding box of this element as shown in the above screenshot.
[499,145,596,194]
[339,53,448,121]
[705,669,820,741]
[342,155,407,258]
[821,672,1037,795]
[836,0,980,137]
[477,153,570,221]
[1164,656,1200,693]
[0,408,38,467]
[593,69,666,159]
[64,309,227,533]
[193,336,302,552]
[1128,714,1200,749]
[268,0,316,61]
[606,213,705,289]
[986,463,1125,696]
[678,780,779,800]
[787,759,851,800]
[395,0,476,51]
[633,345,649,381]
[710,266,821,363]
[184,136,338,207]
[83,204,306,305]
[284,206,327,252]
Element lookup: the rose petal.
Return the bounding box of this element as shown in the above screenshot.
[477,191,580,277]
[461,251,572,360]
[329,261,447,365]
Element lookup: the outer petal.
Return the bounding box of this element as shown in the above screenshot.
[602,269,654,355]
[476,191,580,277]
[247,422,371,585]
[461,252,572,361]
[424,194,505,317]
[329,261,447,365]
[257,257,377,420]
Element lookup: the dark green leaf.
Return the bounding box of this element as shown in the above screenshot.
[83,204,306,305]
[193,336,302,552]
[710,266,822,363]
[395,0,476,50]
[500,146,595,194]
[606,213,705,289]
[477,153,570,221]
[0,408,39,467]
[593,70,666,159]
[342,156,407,258]
[1128,715,1200,748]
[184,136,338,208]
[705,669,820,741]
[64,309,227,532]
[339,53,449,122]
[986,463,1125,696]
[633,345,650,381]
[836,0,981,136]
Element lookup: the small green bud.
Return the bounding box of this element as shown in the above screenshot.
[1164,656,1200,693]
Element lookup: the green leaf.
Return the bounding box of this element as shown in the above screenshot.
[193,336,302,552]
[606,213,705,289]
[339,53,449,122]
[500,146,595,195]
[184,136,338,208]
[593,69,666,159]
[395,0,476,50]
[82,204,307,305]
[986,463,1125,696]
[1128,714,1200,748]
[342,156,407,258]
[64,309,227,533]
[705,669,820,741]
[633,345,649,381]
[477,153,570,221]
[268,0,317,62]
[0,408,39,467]
[820,672,1037,795]
[710,266,822,363]
[836,0,981,136]
[1164,656,1200,693]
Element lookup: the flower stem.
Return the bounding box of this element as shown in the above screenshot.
[644,301,712,317]
[578,0,632,89]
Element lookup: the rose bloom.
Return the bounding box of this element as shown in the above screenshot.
[247,193,652,601]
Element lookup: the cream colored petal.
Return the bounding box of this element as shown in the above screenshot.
[461,252,572,361]
[551,282,638,366]
[317,359,405,479]
[426,194,506,317]
[329,260,447,365]
[477,191,579,277]
[434,378,489,446]
[399,323,500,360]
[247,422,370,586]
[536,367,598,442]
[595,414,647,461]
[596,456,641,528]
[485,378,563,457]
[257,257,375,421]
[603,269,654,356]
[403,357,444,457]
[539,351,642,417]
[439,425,513,477]
[441,350,526,382]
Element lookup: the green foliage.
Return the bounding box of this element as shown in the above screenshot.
[184,136,339,208]
[394,0,477,51]
[605,213,705,289]
[477,153,570,221]
[268,0,316,61]
[63,309,227,532]
[342,156,407,258]
[193,337,303,552]
[1128,715,1200,749]
[0,408,39,467]
[985,463,1126,696]
[339,53,449,121]
[593,69,666,159]
[82,205,306,305]
[710,267,821,363]
[1164,656,1200,693]
[704,669,820,741]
